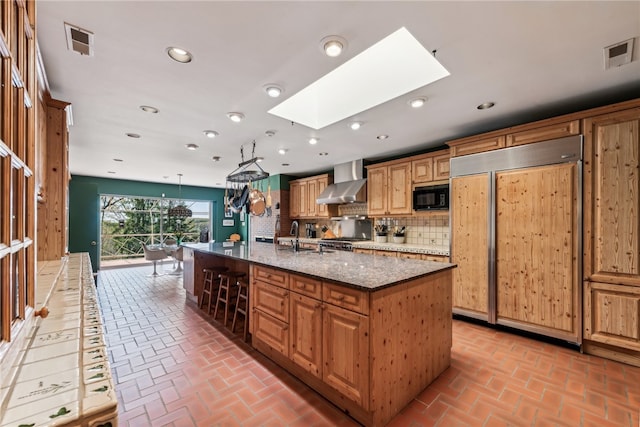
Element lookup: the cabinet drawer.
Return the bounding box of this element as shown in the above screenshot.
[398,252,421,260]
[323,282,369,314]
[253,264,289,288]
[253,309,289,357]
[290,273,322,300]
[422,254,449,262]
[375,250,397,258]
[254,281,289,322]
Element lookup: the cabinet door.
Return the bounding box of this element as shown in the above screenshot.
[584,281,640,351]
[451,174,489,318]
[388,162,411,215]
[306,179,318,217]
[290,293,323,378]
[316,176,329,217]
[299,181,308,217]
[290,182,301,218]
[367,167,388,216]
[433,152,450,180]
[411,156,433,183]
[506,120,580,147]
[323,305,369,408]
[495,163,579,341]
[584,110,640,284]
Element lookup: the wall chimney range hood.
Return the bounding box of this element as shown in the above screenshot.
[316,159,367,204]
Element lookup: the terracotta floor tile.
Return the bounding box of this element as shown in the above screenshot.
[97,266,640,427]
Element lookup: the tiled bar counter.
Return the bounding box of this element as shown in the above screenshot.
[0,253,117,427]
[184,241,456,427]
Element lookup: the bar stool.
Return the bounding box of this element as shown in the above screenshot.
[201,266,228,314]
[214,271,246,326]
[231,278,249,341]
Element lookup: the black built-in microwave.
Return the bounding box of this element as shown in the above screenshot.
[413,184,449,211]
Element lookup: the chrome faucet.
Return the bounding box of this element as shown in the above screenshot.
[290,220,300,251]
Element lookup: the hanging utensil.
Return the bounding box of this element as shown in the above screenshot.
[266,181,272,208]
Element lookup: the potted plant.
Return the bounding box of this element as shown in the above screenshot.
[374,224,388,243]
[392,226,406,244]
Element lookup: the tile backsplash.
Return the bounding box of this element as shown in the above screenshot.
[376,215,449,247]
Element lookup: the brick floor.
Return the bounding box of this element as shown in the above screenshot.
[97,266,640,426]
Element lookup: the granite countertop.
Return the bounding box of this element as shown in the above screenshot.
[275,237,449,256]
[184,242,455,291]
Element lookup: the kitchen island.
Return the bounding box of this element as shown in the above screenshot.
[183,242,455,427]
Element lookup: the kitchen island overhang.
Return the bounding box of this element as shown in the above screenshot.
[182,242,455,427]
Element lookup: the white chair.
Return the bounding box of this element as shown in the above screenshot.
[143,244,168,277]
[169,246,184,275]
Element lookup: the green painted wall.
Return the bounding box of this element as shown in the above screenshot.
[69,175,235,271]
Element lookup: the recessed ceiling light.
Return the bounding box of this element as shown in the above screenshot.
[107,171,116,174]
[278,148,288,155]
[126,133,141,138]
[163,175,169,179]
[308,137,319,145]
[349,121,362,130]
[226,112,245,122]
[140,105,159,113]
[377,135,389,140]
[265,130,277,137]
[282,163,290,166]
[319,152,328,156]
[408,97,426,108]
[255,157,264,163]
[212,156,221,162]
[477,102,495,110]
[203,130,219,138]
[113,158,123,162]
[264,84,283,98]
[167,46,193,63]
[321,35,347,57]
[185,143,199,150]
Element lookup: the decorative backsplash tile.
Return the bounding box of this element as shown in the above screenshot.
[375,215,450,247]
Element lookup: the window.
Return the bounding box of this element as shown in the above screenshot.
[100,195,213,263]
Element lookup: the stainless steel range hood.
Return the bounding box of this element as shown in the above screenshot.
[316,159,367,204]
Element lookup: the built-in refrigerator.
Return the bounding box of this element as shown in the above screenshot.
[449,135,582,344]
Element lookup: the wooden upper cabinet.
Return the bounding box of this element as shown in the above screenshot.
[366,166,387,216]
[411,156,434,183]
[367,160,411,216]
[433,152,450,180]
[289,181,301,218]
[448,135,506,157]
[583,108,640,285]
[412,150,450,183]
[289,174,335,219]
[506,120,580,147]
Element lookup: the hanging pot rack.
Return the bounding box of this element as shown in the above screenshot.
[226,140,269,184]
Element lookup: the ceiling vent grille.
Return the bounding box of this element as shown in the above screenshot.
[65,22,94,56]
[603,38,634,69]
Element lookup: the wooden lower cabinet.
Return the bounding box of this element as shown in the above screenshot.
[250,264,452,427]
[584,281,640,365]
[323,304,369,407]
[289,293,323,378]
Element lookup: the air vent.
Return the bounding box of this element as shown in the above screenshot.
[64,22,94,56]
[603,38,634,69]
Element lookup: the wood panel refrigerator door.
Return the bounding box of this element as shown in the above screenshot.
[451,174,490,319]
[495,163,579,341]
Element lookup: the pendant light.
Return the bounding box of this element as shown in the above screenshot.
[168,173,192,218]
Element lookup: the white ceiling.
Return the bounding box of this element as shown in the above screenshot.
[36,1,640,188]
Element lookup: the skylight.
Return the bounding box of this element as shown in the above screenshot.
[268,27,450,130]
